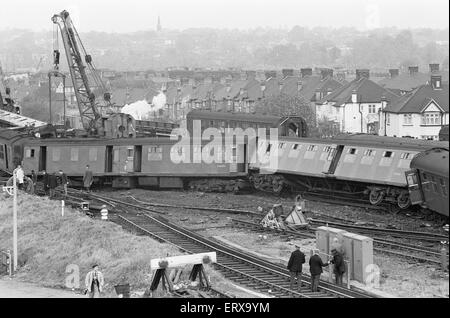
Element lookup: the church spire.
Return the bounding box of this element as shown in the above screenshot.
[157,15,162,32]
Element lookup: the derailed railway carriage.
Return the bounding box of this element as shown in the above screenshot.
[1,126,449,217]
[248,134,448,210]
[406,148,449,217]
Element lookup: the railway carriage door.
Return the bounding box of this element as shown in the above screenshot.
[405,170,424,205]
[126,147,134,172]
[4,145,9,170]
[133,146,142,172]
[326,145,344,175]
[38,146,46,171]
[105,146,113,173]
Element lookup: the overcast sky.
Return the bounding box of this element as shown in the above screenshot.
[0,0,448,32]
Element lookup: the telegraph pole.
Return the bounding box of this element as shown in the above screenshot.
[12,170,18,272]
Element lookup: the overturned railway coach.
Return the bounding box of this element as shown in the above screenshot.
[1,127,448,217]
[248,134,449,212]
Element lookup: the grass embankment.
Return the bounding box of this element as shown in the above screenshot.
[0,194,181,296]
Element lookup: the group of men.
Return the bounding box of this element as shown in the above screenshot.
[14,164,94,196]
[287,245,346,293]
[36,169,69,196]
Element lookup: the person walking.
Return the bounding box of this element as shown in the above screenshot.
[85,265,104,298]
[48,172,58,198]
[330,248,346,286]
[58,169,69,196]
[83,165,93,192]
[287,245,305,292]
[309,250,329,292]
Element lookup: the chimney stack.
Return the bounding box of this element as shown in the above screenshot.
[300,68,313,78]
[336,72,346,82]
[389,69,399,78]
[408,66,419,76]
[356,69,370,80]
[429,63,440,73]
[282,69,294,78]
[320,68,333,79]
[264,70,277,80]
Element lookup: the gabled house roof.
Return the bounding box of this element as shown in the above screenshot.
[383,83,449,114]
[236,79,263,101]
[379,71,449,92]
[317,77,399,106]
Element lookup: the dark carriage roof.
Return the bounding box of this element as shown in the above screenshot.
[186,110,281,124]
[276,134,449,151]
[411,148,449,177]
[0,128,33,142]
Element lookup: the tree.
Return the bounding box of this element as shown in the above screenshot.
[255,93,316,129]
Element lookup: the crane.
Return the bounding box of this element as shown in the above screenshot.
[51,10,116,133]
[0,61,16,113]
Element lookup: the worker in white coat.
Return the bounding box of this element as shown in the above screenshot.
[14,165,25,190]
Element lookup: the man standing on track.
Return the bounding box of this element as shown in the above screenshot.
[309,250,329,292]
[58,169,69,196]
[83,165,93,192]
[48,172,58,198]
[330,248,346,286]
[287,244,305,292]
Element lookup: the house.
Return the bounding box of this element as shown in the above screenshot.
[379,74,449,140]
[233,79,263,113]
[379,64,449,95]
[55,80,76,105]
[316,69,399,134]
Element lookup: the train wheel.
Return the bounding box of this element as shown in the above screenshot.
[369,189,384,205]
[6,176,34,195]
[272,178,284,195]
[397,191,411,210]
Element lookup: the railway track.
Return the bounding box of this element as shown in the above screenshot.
[59,188,448,264]
[57,188,373,298]
[308,218,448,242]
[230,219,449,266]
[115,212,374,298]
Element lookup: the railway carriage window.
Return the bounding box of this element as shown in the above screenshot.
[89,148,97,161]
[382,151,394,158]
[292,144,301,150]
[0,146,4,160]
[209,120,214,127]
[422,173,430,190]
[278,143,285,149]
[440,179,448,197]
[323,146,332,153]
[363,149,375,156]
[431,176,439,193]
[70,148,79,161]
[148,146,162,161]
[347,148,357,155]
[400,152,412,160]
[127,148,134,157]
[25,148,35,158]
[266,144,272,153]
[307,145,318,151]
[52,149,61,161]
